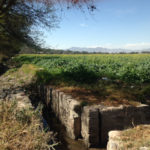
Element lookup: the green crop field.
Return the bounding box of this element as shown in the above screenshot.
[14,54,150,84]
[13,54,150,105]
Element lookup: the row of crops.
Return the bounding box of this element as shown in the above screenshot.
[14,54,150,84]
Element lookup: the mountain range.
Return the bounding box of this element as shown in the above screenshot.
[68,47,150,53]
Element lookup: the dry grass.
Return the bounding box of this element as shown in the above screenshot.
[120,125,150,149]
[56,86,140,106]
[0,100,57,150]
[1,64,41,88]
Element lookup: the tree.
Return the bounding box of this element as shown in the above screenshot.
[0,0,57,57]
[0,0,95,58]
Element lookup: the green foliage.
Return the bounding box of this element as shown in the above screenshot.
[14,54,150,84]
[0,0,57,59]
[36,69,52,84]
[62,64,100,83]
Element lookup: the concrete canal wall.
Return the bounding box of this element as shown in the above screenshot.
[38,85,150,148]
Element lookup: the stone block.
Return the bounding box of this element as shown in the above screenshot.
[99,104,150,145]
[46,86,150,148]
[107,130,123,150]
[81,106,100,147]
[50,89,81,140]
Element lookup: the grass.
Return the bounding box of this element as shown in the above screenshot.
[0,100,57,150]
[3,64,42,87]
[1,54,150,149]
[119,125,150,149]
[2,63,143,106]
[0,63,60,150]
[14,54,150,84]
[55,84,141,106]
[12,54,150,106]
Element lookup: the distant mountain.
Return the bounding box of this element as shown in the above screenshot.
[68,47,150,53]
[69,47,110,53]
[20,45,150,54]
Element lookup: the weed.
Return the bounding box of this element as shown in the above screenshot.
[0,100,57,150]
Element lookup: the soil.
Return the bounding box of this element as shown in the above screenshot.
[55,85,141,107]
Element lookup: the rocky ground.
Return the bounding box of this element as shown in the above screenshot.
[0,64,58,150]
[0,64,38,100]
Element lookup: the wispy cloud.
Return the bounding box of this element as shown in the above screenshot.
[124,42,150,50]
[86,43,112,48]
[80,23,88,28]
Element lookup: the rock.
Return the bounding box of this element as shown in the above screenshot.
[107,131,123,150]
[108,131,121,139]
[81,106,100,147]
[50,89,81,140]
[99,104,150,145]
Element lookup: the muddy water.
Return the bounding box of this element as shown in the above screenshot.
[42,106,106,150]
[64,137,106,150]
[58,136,88,150]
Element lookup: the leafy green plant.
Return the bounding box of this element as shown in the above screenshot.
[14,54,150,84]
[62,64,100,84]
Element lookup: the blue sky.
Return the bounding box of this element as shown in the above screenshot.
[43,0,150,50]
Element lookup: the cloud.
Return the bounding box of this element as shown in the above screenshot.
[85,43,112,48]
[124,42,150,50]
[80,23,88,27]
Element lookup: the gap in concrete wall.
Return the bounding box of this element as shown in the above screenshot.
[36,85,89,150]
[37,85,150,150]
[42,99,88,150]
[99,112,107,148]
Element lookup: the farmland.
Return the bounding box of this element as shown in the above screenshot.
[14,54,150,84]
[14,54,150,105]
